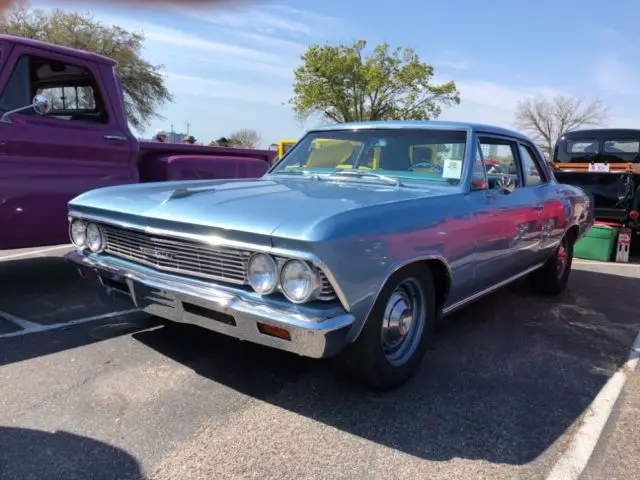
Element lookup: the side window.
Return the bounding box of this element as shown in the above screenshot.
[0,54,107,124]
[518,144,545,186]
[0,55,30,111]
[478,137,521,191]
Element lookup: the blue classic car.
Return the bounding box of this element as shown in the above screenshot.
[64,121,594,390]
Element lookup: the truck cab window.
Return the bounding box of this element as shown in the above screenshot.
[0,54,107,124]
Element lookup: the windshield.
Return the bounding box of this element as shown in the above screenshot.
[270,128,468,185]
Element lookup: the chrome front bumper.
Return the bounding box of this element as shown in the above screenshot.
[64,250,355,358]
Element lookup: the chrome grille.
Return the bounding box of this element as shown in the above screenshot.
[102,224,250,284]
[318,275,336,301]
[100,223,338,301]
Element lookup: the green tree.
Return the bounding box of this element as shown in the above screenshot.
[0,4,173,131]
[289,39,460,123]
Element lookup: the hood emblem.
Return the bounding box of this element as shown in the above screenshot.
[140,246,173,261]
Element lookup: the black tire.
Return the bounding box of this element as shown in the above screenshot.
[528,232,574,296]
[341,264,437,391]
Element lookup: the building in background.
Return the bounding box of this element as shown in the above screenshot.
[167,131,187,143]
[481,143,499,158]
[138,131,190,143]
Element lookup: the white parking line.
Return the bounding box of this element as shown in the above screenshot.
[545,328,640,480]
[0,308,141,339]
[0,311,43,330]
[0,244,72,261]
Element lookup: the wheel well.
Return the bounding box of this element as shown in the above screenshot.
[417,259,450,314]
[567,225,580,245]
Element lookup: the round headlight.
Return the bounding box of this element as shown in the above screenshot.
[70,219,87,247]
[86,223,104,252]
[247,253,278,294]
[280,260,321,303]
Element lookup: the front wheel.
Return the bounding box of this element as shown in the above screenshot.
[341,264,437,391]
[528,233,574,295]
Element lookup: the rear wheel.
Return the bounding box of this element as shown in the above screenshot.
[528,232,574,295]
[342,264,437,391]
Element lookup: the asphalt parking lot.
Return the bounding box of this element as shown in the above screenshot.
[0,246,639,480]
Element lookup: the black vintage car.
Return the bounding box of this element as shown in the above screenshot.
[552,128,640,230]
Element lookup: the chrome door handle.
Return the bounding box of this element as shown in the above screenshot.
[104,134,127,141]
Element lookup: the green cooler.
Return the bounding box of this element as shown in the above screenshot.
[573,224,619,262]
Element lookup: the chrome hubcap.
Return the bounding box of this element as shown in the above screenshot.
[381,278,426,366]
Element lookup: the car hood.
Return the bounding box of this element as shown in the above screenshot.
[69,176,456,239]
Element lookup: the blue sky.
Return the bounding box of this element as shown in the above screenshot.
[39,0,640,146]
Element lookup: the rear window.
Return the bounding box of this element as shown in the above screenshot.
[566,139,598,154]
[603,140,639,154]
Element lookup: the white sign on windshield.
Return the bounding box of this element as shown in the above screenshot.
[442,160,463,179]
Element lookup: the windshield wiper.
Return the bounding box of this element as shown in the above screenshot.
[329,170,403,186]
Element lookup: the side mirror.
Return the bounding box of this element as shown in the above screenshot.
[32,94,51,115]
[0,94,51,124]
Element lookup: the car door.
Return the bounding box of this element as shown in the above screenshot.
[470,134,542,287]
[0,48,136,249]
[517,141,558,263]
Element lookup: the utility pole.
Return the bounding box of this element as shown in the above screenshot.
[186,121,190,135]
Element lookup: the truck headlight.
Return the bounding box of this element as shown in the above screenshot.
[247,253,278,294]
[70,219,87,247]
[85,223,104,252]
[280,260,321,303]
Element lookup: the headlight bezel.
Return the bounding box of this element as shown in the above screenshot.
[85,222,105,253]
[247,252,279,295]
[279,259,322,304]
[69,219,87,248]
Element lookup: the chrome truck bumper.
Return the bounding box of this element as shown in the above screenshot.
[64,250,355,359]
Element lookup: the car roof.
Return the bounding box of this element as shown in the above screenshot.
[0,34,116,66]
[560,128,640,138]
[308,120,532,141]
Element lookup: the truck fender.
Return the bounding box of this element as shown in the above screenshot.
[140,154,270,182]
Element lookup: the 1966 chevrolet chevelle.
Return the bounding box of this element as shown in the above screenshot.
[64,121,594,390]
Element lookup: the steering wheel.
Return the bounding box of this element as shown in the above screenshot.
[412,162,443,172]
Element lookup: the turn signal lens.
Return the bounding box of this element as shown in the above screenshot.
[257,323,291,341]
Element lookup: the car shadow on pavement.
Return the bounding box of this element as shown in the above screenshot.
[0,256,159,367]
[0,427,145,480]
[134,266,640,466]
[0,256,132,322]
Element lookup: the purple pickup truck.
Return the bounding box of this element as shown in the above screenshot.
[0,35,276,250]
